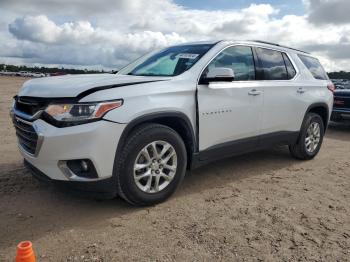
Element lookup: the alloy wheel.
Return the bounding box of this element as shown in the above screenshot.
[305,122,321,153]
[133,140,177,193]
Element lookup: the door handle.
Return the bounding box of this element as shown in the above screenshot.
[248,89,262,96]
[297,87,306,94]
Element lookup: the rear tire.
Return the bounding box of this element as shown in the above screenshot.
[289,113,324,160]
[115,123,187,206]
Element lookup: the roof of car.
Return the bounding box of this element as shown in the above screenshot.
[221,40,310,54]
[172,40,310,55]
[174,40,220,45]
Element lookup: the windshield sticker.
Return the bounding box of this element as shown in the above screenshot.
[176,53,199,59]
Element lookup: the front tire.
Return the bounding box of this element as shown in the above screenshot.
[289,113,324,160]
[115,124,187,206]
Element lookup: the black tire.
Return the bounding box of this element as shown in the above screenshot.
[289,113,324,160]
[115,123,187,206]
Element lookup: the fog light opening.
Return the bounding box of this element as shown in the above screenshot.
[65,159,98,179]
[81,160,89,172]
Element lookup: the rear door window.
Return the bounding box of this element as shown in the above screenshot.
[298,54,328,80]
[255,48,288,80]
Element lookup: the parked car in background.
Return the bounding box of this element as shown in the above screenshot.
[50,72,67,76]
[332,79,350,90]
[0,71,16,76]
[11,40,333,206]
[30,72,46,78]
[331,79,350,122]
[11,71,46,77]
[16,71,30,77]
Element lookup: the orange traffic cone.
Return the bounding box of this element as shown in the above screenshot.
[15,241,35,262]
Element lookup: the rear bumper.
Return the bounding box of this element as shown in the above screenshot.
[24,160,117,198]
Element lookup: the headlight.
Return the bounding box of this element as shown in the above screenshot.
[45,100,123,124]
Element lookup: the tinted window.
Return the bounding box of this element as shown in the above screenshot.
[298,54,328,80]
[256,48,287,80]
[119,44,214,77]
[282,53,296,79]
[206,46,255,81]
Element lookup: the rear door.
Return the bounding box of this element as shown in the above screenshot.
[254,47,306,138]
[197,45,263,155]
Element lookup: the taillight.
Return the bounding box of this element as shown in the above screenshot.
[327,83,335,93]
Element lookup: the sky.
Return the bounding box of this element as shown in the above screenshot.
[0,0,349,71]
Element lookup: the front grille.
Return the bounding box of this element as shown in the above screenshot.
[12,116,38,154]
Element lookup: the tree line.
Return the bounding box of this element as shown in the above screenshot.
[0,64,108,74]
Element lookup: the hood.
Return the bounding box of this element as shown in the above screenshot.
[18,74,169,98]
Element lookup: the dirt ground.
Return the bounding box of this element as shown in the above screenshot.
[0,76,349,261]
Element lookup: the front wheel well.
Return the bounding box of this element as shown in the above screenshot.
[116,113,196,169]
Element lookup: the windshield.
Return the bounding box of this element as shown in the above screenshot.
[118,44,214,77]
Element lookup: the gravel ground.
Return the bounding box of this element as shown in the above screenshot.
[0,76,349,261]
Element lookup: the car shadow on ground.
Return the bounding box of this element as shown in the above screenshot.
[2,123,349,250]
[326,121,350,141]
[180,146,296,195]
[0,145,301,250]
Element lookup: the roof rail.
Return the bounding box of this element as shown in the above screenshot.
[250,40,310,54]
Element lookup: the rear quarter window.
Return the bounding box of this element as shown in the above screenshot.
[282,53,296,79]
[298,54,328,80]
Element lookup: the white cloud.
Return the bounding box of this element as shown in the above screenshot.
[6,15,186,68]
[9,15,62,44]
[9,16,185,48]
[305,0,350,25]
[1,0,350,71]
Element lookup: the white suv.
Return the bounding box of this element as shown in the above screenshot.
[11,40,334,205]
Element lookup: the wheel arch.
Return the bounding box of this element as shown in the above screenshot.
[304,102,330,132]
[116,111,197,169]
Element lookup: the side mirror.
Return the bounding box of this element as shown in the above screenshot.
[200,67,234,84]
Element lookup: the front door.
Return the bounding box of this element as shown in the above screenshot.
[197,45,263,157]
